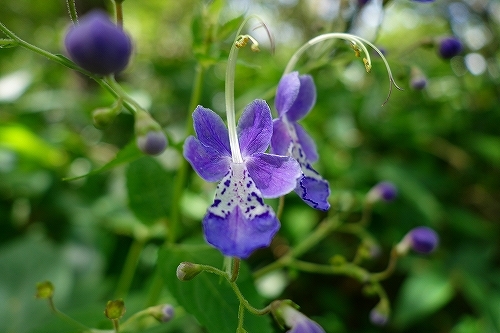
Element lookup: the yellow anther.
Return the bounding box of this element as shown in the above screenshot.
[351,42,362,58]
[363,58,371,73]
[235,35,249,48]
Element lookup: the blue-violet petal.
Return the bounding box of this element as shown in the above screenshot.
[237,99,273,157]
[286,74,317,122]
[275,72,300,117]
[246,153,301,198]
[192,106,231,156]
[183,136,231,182]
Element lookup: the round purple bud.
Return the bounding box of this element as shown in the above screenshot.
[410,76,427,90]
[408,226,439,254]
[367,181,398,203]
[65,10,132,75]
[136,130,167,155]
[438,37,462,59]
[160,304,174,322]
[369,308,388,326]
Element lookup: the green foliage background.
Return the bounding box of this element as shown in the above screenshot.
[1,0,499,332]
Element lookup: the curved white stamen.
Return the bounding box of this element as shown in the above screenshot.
[284,33,403,106]
[226,16,267,164]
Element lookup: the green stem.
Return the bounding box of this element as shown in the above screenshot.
[167,63,205,244]
[198,264,270,316]
[48,299,91,332]
[230,258,240,282]
[253,215,341,279]
[371,247,399,281]
[114,239,145,299]
[276,196,285,220]
[289,259,369,281]
[112,319,119,333]
[105,76,141,114]
[145,271,163,306]
[237,303,245,333]
[114,1,124,28]
[65,0,79,24]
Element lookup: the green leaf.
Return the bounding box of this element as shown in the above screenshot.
[64,140,143,181]
[468,134,500,167]
[217,15,244,41]
[126,156,175,225]
[158,242,273,333]
[393,268,454,327]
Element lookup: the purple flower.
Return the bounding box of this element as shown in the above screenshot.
[271,72,330,211]
[65,10,132,75]
[370,307,388,326]
[183,100,300,258]
[438,37,462,59]
[281,306,325,333]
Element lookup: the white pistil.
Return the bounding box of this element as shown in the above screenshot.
[284,33,403,105]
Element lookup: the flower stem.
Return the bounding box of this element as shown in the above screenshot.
[65,0,79,24]
[237,303,245,333]
[114,238,145,299]
[168,63,205,244]
[47,298,91,331]
[253,215,341,279]
[114,1,124,28]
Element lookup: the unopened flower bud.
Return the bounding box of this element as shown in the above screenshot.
[271,300,326,333]
[64,10,132,75]
[396,226,439,255]
[149,304,175,323]
[176,262,202,281]
[369,300,389,326]
[92,107,118,129]
[136,130,167,155]
[104,299,126,320]
[366,181,397,203]
[134,109,167,155]
[35,281,54,299]
[410,67,427,90]
[438,37,462,59]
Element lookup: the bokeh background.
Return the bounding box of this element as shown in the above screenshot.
[1,0,499,332]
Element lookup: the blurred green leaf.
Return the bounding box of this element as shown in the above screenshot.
[158,242,272,333]
[0,124,67,168]
[126,156,175,225]
[393,267,454,327]
[468,134,500,167]
[64,140,142,181]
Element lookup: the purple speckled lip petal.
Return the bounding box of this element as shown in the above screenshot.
[286,74,317,122]
[237,99,273,157]
[296,175,331,211]
[293,122,318,162]
[183,136,231,182]
[270,118,292,156]
[192,106,231,156]
[246,153,301,198]
[275,72,300,116]
[202,163,279,258]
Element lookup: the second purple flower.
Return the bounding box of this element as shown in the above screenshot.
[271,72,331,211]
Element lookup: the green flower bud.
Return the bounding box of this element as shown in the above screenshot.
[176,262,202,281]
[35,281,54,299]
[104,299,126,320]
